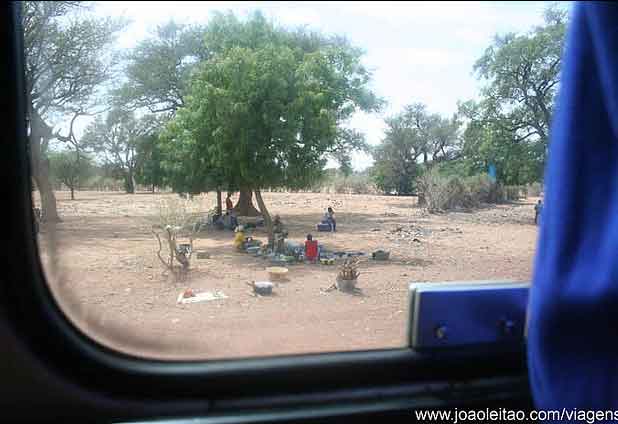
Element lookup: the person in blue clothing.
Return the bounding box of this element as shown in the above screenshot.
[534,199,543,225]
[324,207,336,232]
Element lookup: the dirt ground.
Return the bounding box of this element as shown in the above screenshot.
[36,190,539,360]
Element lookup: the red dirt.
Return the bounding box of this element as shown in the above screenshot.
[36,190,538,360]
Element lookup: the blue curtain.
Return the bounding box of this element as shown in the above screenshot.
[528,1,618,412]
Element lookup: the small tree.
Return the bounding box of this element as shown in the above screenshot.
[372,114,424,195]
[48,151,93,200]
[82,109,159,193]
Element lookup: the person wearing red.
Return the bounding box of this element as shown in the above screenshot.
[304,234,318,263]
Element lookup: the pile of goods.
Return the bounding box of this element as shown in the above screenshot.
[372,249,390,261]
[335,257,361,292]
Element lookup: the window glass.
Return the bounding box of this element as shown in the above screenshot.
[29,0,571,360]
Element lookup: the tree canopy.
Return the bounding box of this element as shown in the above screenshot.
[113,20,208,115]
[469,6,567,180]
[160,12,382,231]
[82,109,159,193]
[372,103,460,195]
[49,150,93,200]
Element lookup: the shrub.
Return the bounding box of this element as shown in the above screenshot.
[330,174,378,194]
[417,169,453,212]
[157,195,202,231]
[418,170,517,213]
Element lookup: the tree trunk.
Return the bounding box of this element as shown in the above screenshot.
[254,189,273,244]
[29,112,60,222]
[233,188,261,216]
[125,169,136,194]
[216,189,222,216]
[152,183,155,193]
[32,163,60,222]
[70,186,75,201]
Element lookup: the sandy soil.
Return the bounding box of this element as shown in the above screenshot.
[35,190,539,360]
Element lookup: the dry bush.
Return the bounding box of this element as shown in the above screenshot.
[527,182,543,197]
[152,196,203,280]
[417,169,453,212]
[504,185,525,201]
[332,176,377,194]
[418,170,513,213]
[157,195,202,230]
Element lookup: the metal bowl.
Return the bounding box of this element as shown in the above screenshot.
[253,281,273,295]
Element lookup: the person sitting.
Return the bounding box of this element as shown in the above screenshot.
[325,207,336,232]
[233,225,245,251]
[304,234,318,263]
[223,210,238,231]
[271,215,288,254]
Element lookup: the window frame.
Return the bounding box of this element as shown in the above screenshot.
[1,0,529,415]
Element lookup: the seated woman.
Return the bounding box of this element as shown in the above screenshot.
[233,225,245,251]
[324,207,336,232]
[304,234,318,263]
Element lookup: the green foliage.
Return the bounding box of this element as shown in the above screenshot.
[82,109,159,193]
[372,102,460,195]
[459,100,545,185]
[135,133,164,191]
[114,20,207,114]
[48,150,93,197]
[161,12,382,198]
[467,5,567,181]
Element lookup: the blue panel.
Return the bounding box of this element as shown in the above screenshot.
[488,164,497,182]
[410,283,528,350]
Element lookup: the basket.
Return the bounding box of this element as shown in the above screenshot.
[266,266,288,281]
[336,277,357,292]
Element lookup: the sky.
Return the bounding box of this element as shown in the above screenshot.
[89,0,572,170]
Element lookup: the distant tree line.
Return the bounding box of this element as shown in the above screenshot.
[27,2,565,223]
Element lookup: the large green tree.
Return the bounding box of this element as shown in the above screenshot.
[162,12,382,238]
[470,6,567,179]
[23,1,125,220]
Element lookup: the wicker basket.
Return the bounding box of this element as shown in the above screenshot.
[266,266,288,281]
[336,277,357,292]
